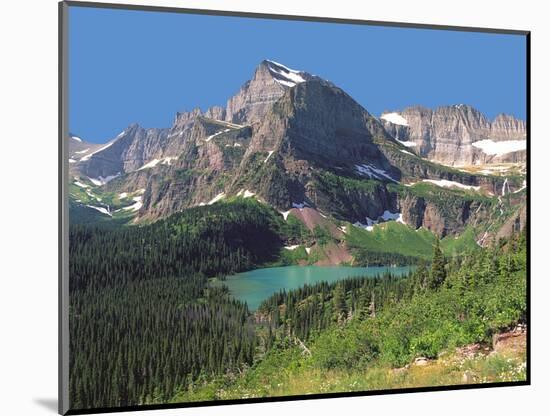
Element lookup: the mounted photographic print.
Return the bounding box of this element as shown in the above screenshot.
[59,1,530,414]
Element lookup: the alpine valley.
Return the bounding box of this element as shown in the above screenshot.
[68,60,528,410]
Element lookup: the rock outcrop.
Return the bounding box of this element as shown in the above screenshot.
[380,105,526,166]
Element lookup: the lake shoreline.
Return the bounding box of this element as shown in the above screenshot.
[211,265,414,310]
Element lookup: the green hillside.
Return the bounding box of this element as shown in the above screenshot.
[344,221,479,264]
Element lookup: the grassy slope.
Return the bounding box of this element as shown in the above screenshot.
[345,221,479,261]
[172,335,525,402]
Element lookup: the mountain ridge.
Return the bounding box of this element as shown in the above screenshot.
[68,60,527,244]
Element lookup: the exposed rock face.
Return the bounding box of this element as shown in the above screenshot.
[398,193,489,238]
[224,60,325,125]
[234,80,396,210]
[77,125,170,179]
[380,105,526,166]
[493,204,527,243]
[491,114,527,141]
[68,134,103,175]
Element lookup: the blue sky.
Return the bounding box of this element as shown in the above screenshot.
[69,6,527,143]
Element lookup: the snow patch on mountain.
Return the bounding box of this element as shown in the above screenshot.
[80,141,115,161]
[264,150,274,163]
[137,156,177,170]
[397,139,417,147]
[281,210,292,220]
[89,173,120,186]
[355,164,397,182]
[236,189,256,199]
[208,192,226,205]
[205,129,231,142]
[353,210,405,232]
[123,196,143,212]
[265,60,306,87]
[86,205,112,216]
[423,179,480,191]
[381,112,409,126]
[472,139,526,156]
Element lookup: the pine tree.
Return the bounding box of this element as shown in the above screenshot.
[333,282,347,322]
[429,239,446,289]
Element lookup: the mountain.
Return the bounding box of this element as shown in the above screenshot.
[68,60,527,244]
[225,59,328,125]
[68,134,103,164]
[380,105,527,166]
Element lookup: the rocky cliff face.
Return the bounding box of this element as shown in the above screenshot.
[380,105,526,166]
[224,60,325,125]
[77,125,171,180]
[232,80,397,210]
[398,192,490,237]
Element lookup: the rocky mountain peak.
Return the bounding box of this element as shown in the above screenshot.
[224,60,328,126]
[259,59,311,88]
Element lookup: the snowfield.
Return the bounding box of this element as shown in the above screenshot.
[281,210,292,220]
[205,129,231,142]
[397,139,417,147]
[74,181,89,188]
[422,179,480,191]
[123,196,143,212]
[89,173,120,186]
[472,139,526,156]
[266,60,306,87]
[381,112,409,126]
[86,205,112,216]
[284,245,300,251]
[138,157,177,170]
[353,210,405,232]
[237,189,256,199]
[355,164,397,182]
[80,141,115,161]
[207,192,226,205]
[264,150,275,163]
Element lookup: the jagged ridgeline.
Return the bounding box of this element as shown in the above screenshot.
[68,59,526,245]
[67,59,527,409]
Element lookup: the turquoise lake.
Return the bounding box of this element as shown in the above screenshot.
[216,265,413,310]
